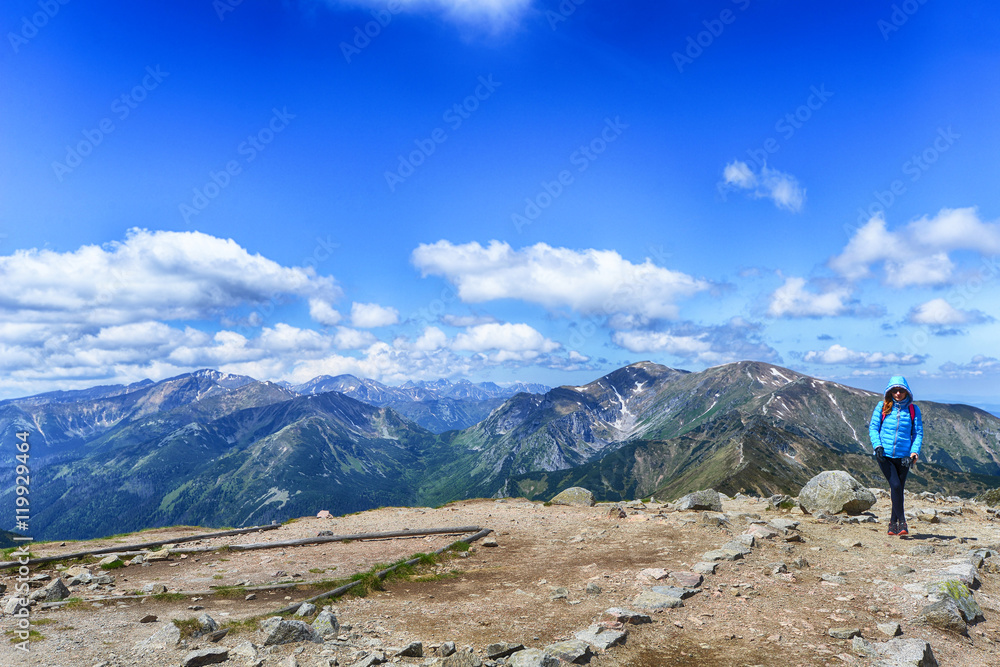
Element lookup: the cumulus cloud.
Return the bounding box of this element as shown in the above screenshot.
[830,208,1000,287]
[440,313,498,327]
[611,319,780,366]
[939,355,1000,377]
[351,302,400,328]
[0,228,340,327]
[451,322,561,362]
[309,298,342,326]
[412,241,710,320]
[767,277,853,318]
[333,327,379,350]
[802,344,925,367]
[721,160,805,212]
[906,298,992,327]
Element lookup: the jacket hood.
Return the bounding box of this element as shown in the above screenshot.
[883,375,914,401]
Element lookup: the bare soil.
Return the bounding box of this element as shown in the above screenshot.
[3,494,1000,666]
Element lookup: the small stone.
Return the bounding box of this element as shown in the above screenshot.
[506,648,559,667]
[585,582,602,595]
[632,590,684,610]
[603,607,652,624]
[397,641,423,657]
[139,614,158,623]
[549,487,595,507]
[574,624,627,650]
[543,639,592,664]
[440,641,457,656]
[828,627,861,639]
[482,536,499,547]
[485,642,523,659]
[877,622,902,637]
[181,648,229,667]
[692,562,717,575]
[295,602,317,617]
[669,571,703,587]
[261,617,324,645]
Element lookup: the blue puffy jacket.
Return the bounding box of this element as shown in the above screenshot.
[869,375,923,458]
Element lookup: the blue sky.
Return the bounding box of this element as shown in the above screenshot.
[2,0,999,406]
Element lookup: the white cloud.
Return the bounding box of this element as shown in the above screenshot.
[906,298,991,326]
[333,327,379,350]
[939,355,1000,377]
[452,323,560,355]
[803,344,925,367]
[351,302,400,328]
[611,319,780,366]
[440,313,498,327]
[413,326,448,351]
[830,208,1000,287]
[0,228,340,326]
[721,160,805,212]
[309,298,342,326]
[412,241,710,319]
[767,277,852,318]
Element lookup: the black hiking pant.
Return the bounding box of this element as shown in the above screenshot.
[877,457,910,525]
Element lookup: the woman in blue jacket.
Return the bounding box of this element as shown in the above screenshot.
[869,375,923,536]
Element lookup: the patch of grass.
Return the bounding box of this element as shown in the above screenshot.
[212,575,224,580]
[151,593,188,602]
[778,500,796,511]
[172,618,202,639]
[217,546,233,554]
[100,560,125,570]
[445,540,471,553]
[543,501,553,507]
[410,570,463,583]
[62,597,86,609]
[211,585,249,599]
[7,629,44,643]
[219,616,261,636]
[308,567,326,574]
[30,618,57,625]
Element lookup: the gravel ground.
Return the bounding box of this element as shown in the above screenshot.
[3,493,1000,666]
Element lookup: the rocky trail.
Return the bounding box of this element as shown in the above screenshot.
[3,486,1000,667]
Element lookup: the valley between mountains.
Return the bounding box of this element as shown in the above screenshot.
[1,361,999,541]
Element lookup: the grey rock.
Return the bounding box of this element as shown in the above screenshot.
[349,654,384,667]
[482,536,499,547]
[821,574,847,585]
[29,578,69,602]
[877,622,902,637]
[769,518,800,531]
[674,489,722,512]
[439,641,457,656]
[295,602,317,617]
[852,636,938,666]
[397,641,423,657]
[549,487,595,507]
[439,650,482,667]
[919,598,968,635]
[229,640,259,663]
[506,648,559,667]
[261,617,324,645]
[940,562,979,588]
[650,585,699,599]
[926,580,984,623]
[632,590,684,610]
[702,549,743,562]
[574,624,627,649]
[485,642,523,659]
[142,583,168,595]
[585,582,602,595]
[892,565,916,576]
[181,648,229,667]
[798,471,876,515]
[549,586,569,600]
[828,627,861,639]
[312,609,340,638]
[543,639,592,664]
[692,562,717,575]
[136,622,182,651]
[720,541,752,555]
[197,613,218,635]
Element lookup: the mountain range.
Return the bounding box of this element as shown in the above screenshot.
[2,362,998,541]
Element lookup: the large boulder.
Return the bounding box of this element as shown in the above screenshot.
[550,487,595,507]
[674,489,722,512]
[798,471,875,515]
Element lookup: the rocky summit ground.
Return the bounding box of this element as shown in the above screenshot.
[3,490,1000,667]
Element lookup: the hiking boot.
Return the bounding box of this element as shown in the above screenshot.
[886,522,898,536]
[897,522,909,536]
